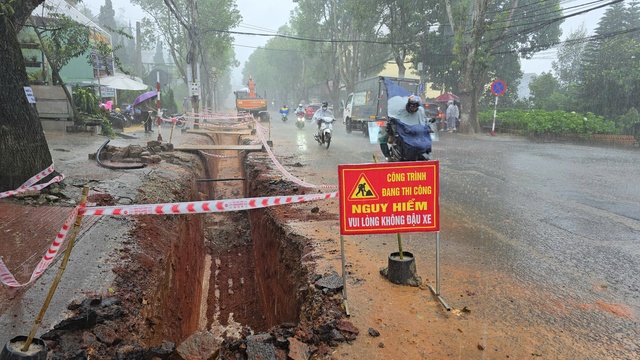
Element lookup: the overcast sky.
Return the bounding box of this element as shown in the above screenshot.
[93,0,609,81]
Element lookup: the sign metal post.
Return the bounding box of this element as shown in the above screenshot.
[490,79,507,136]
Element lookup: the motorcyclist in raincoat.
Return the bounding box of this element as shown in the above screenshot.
[279,105,289,121]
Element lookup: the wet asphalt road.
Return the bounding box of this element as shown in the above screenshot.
[267,114,639,357]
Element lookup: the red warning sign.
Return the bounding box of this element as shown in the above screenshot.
[338,161,440,235]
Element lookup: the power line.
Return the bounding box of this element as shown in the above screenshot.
[234,43,324,54]
[490,0,610,29]
[485,0,623,51]
[199,28,411,46]
[237,22,280,34]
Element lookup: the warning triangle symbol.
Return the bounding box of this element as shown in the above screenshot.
[349,174,379,200]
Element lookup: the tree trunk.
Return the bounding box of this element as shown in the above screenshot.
[0,16,53,192]
[457,42,476,134]
[452,0,489,134]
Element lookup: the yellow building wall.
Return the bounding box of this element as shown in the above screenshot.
[379,61,441,100]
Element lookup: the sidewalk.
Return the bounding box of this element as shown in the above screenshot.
[0,125,197,346]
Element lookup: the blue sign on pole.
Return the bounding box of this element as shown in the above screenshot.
[490,79,507,96]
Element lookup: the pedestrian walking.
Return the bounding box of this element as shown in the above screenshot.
[182,97,190,114]
[446,100,459,132]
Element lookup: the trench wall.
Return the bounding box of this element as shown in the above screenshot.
[135,133,310,346]
[136,134,221,344]
[244,154,312,329]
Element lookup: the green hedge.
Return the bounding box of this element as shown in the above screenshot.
[478,110,617,137]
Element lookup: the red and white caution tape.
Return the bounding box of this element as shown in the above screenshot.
[0,163,65,199]
[184,111,248,120]
[157,111,252,128]
[78,191,337,217]
[0,190,338,288]
[249,125,269,144]
[183,112,252,122]
[164,117,253,129]
[253,119,338,189]
[0,115,338,287]
[0,206,79,287]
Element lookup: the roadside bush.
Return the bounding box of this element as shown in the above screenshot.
[73,86,99,115]
[101,116,114,137]
[478,109,617,137]
[617,107,640,142]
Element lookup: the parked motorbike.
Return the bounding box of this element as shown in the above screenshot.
[169,115,187,128]
[109,108,133,129]
[160,108,186,128]
[386,117,437,161]
[138,109,185,131]
[313,116,335,149]
[296,111,305,129]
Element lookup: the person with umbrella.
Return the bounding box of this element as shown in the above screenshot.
[140,102,155,133]
[132,91,159,133]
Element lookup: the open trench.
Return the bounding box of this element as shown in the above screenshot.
[138,126,312,348]
[40,124,353,359]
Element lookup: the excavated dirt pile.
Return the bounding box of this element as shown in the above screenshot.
[38,133,357,359]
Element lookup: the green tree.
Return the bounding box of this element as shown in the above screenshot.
[444,0,562,133]
[290,0,392,106]
[552,26,587,86]
[0,0,54,192]
[618,106,640,135]
[579,2,640,117]
[380,0,431,78]
[99,0,117,45]
[132,0,240,111]
[418,24,457,96]
[242,26,305,106]
[291,0,347,108]
[113,21,136,72]
[529,72,561,110]
[153,39,165,65]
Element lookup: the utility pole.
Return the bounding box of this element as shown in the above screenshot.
[211,67,218,112]
[188,0,199,129]
[417,62,424,99]
[135,22,142,77]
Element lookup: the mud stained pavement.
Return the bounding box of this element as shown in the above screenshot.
[263,117,640,360]
[2,120,638,359]
[1,123,358,359]
[0,128,213,358]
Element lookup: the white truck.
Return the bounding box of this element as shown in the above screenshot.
[342,76,420,136]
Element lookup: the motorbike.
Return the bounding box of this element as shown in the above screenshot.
[169,114,187,128]
[108,108,134,129]
[280,108,289,122]
[313,116,335,149]
[295,111,305,129]
[386,117,437,162]
[150,108,187,128]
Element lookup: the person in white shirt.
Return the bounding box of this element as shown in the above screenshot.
[446,100,459,132]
